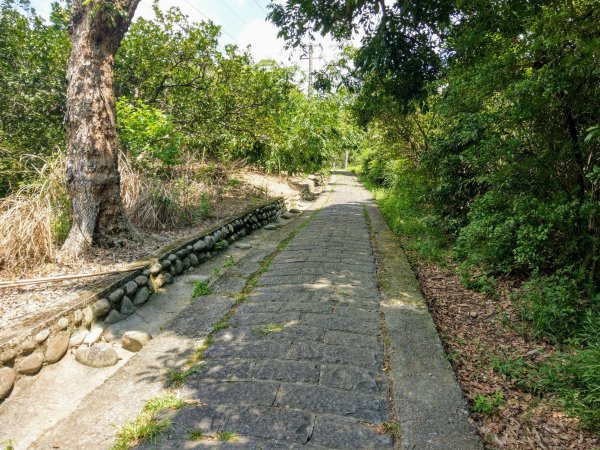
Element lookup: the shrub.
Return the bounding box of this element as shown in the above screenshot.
[116,99,181,170]
[513,275,583,344]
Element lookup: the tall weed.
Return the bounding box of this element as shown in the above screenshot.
[0,154,69,272]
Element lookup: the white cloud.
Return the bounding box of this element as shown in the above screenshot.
[238,18,290,64]
[238,18,344,70]
[135,0,224,27]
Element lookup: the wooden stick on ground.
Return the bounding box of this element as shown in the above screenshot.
[0,264,147,289]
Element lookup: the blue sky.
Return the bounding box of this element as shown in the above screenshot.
[28,0,339,69]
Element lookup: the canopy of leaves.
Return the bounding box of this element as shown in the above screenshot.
[0,1,361,199]
[0,0,69,195]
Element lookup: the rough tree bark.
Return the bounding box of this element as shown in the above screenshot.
[59,0,140,261]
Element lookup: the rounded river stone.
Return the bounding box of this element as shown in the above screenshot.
[134,275,148,287]
[121,331,152,352]
[104,309,122,324]
[149,263,162,275]
[57,317,69,330]
[16,350,44,375]
[19,338,36,354]
[75,344,119,368]
[92,299,110,318]
[152,273,166,289]
[34,329,50,344]
[124,281,138,296]
[120,296,135,315]
[189,254,199,267]
[133,287,150,306]
[44,331,70,364]
[73,309,84,325]
[108,289,124,303]
[0,367,15,400]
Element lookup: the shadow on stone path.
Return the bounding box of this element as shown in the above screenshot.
[28,172,480,450]
[142,173,393,449]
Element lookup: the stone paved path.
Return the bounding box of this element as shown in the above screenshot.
[146,173,394,449]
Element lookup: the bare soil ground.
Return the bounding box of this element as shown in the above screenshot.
[0,169,307,334]
[411,259,599,449]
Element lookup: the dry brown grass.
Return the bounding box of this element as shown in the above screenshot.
[120,153,222,230]
[0,154,69,273]
[0,152,257,274]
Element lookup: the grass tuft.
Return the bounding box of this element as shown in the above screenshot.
[379,420,401,438]
[191,281,211,300]
[187,429,205,441]
[0,153,69,272]
[167,364,204,387]
[214,240,229,250]
[111,392,188,450]
[217,431,240,441]
[471,391,505,414]
[254,323,284,335]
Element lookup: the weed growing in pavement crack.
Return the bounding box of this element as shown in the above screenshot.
[218,431,240,441]
[378,420,402,438]
[212,313,232,332]
[255,323,284,335]
[188,335,214,365]
[190,281,211,300]
[186,430,240,442]
[111,392,188,450]
[187,429,205,441]
[167,363,204,387]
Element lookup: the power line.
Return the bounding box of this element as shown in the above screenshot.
[137,0,239,46]
[251,0,268,15]
[178,0,240,44]
[222,0,249,26]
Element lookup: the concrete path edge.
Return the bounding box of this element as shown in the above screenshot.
[364,194,482,450]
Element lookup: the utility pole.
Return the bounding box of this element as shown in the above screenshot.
[300,43,322,96]
[308,44,314,96]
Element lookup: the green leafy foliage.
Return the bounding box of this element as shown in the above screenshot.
[214,240,229,251]
[513,272,600,348]
[114,5,356,173]
[190,281,210,300]
[472,391,505,414]
[116,99,181,169]
[286,0,600,432]
[531,347,600,430]
[0,1,69,196]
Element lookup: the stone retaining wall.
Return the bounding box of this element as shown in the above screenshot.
[0,198,285,402]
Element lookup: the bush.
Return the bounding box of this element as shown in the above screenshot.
[513,275,597,344]
[116,99,182,170]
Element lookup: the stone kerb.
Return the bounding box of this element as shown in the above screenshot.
[0,197,285,402]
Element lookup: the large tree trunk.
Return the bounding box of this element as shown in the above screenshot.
[59,0,140,261]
